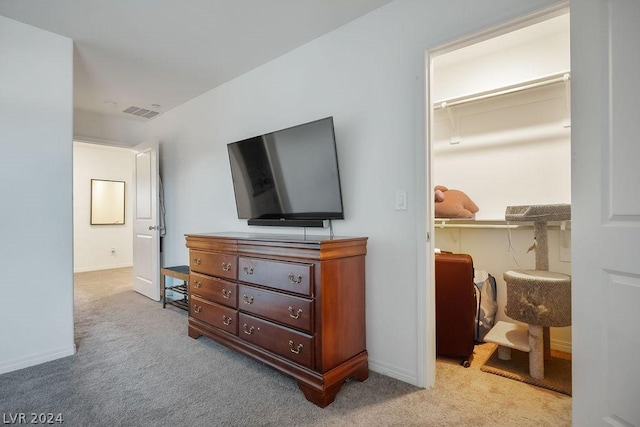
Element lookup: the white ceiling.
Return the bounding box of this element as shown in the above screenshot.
[0,0,393,120]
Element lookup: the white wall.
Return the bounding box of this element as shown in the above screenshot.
[145,0,558,385]
[432,87,571,220]
[73,142,134,272]
[0,16,74,374]
[433,14,571,220]
[432,15,570,101]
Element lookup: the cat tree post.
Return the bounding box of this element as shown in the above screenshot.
[533,220,551,360]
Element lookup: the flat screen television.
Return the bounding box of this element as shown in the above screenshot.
[227,117,344,227]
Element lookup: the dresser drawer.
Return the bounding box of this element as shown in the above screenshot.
[190,250,237,280]
[238,284,312,333]
[190,295,238,335]
[239,313,313,368]
[238,257,312,296]
[190,272,237,308]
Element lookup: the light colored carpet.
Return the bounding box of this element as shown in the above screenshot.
[0,267,572,426]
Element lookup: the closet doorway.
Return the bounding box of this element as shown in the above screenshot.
[427,7,572,389]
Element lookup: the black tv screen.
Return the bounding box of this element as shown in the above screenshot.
[227,117,344,226]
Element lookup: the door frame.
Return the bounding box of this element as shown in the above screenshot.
[418,1,570,388]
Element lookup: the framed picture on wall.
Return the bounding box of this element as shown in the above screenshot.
[90,179,125,225]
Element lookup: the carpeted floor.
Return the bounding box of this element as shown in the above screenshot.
[0,267,572,426]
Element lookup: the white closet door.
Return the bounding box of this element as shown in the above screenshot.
[572,1,640,425]
[132,140,160,301]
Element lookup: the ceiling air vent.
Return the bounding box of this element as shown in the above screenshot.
[122,106,160,119]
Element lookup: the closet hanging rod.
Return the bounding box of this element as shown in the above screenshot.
[434,71,571,110]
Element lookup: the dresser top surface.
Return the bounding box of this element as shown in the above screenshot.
[184,232,366,245]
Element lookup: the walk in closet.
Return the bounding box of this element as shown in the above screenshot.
[431,12,572,355]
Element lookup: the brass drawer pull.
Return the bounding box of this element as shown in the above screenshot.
[243,266,254,275]
[221,262,232,271]
[193,280,202,289]
[193,257,202,265]
[221,289,232,299]
[288,273,303,284]
[289,340,303,354]
[193,305,202,314]
[243,324,258,335]
[288,306,303,319]
[222,315,233,326]
[243,294,254,304]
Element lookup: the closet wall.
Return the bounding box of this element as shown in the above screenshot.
[432,14,572,351]
[433,14,570,220]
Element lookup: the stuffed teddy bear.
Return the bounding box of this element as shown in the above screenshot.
[434,185,479,218]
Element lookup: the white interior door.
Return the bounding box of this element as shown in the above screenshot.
[132,140,160,301]
[572,1,640,425]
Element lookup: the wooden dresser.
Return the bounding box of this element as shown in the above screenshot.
[185,232,368,407]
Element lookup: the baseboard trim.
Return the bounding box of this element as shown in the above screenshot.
[74,263,133,273]
[0,345,76,375]
[368,358,418,386]
[551,338,572,354]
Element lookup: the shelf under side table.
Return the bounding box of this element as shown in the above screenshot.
[160,265,190,311]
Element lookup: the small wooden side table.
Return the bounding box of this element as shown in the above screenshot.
[160,265,190,311]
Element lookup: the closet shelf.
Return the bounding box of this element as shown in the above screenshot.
[435,218,571,230]
[433,70,570,110]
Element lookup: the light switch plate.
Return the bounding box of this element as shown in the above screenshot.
[395,191,407,211]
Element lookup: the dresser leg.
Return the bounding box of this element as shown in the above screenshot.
[188,325,202,339]
[297,354,369,407]
[351,360,369,382]
[297,382,344,408]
